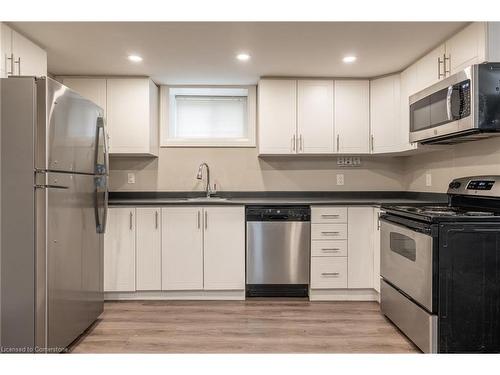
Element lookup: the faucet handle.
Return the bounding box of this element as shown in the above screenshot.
[212,183,217,195]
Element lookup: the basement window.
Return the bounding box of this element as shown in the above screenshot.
[161,86,256,147]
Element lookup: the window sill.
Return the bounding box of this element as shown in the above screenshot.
[161,139,256,148]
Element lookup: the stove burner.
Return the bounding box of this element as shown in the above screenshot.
[391,205,496,217]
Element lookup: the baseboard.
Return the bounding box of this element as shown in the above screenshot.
[309,288,379,301]
[104,290,246,301]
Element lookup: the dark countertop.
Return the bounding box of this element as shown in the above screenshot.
[109,191,448,207]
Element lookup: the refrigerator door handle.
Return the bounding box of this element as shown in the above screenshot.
[95,117,108,175]
[95,116,109,234]
[101,122,109,233]
[94,175,108,234]
[101,177,109,234]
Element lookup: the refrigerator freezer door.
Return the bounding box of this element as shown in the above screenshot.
[37,78,104,174]
[45,172,103,351]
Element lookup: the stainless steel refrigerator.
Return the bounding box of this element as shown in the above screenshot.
[0,76,109,353]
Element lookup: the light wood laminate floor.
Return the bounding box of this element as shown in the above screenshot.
[69,299,419,353]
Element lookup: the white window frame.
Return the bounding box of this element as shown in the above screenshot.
[160,85,256,147]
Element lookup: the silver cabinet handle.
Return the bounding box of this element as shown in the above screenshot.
[321,231,340,235]
[155,210,158,229]
[14,56,20,75]
[321,214,339,218]
[444,54,450,76]
[336,134,340,152]
[6,53,14,75]
[129,211,133,230]
[438,56,445,79]
[292,134,296,152]
[197,211,201,229]
[322,248,340,251]
[205,210,208,229]
[321,272,340,277]
[299,134,303,152]
[371,134,374,152]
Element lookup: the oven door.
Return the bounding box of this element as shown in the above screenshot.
[380,218,434,311]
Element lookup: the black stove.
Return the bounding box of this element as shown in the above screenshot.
[379,176,500,354]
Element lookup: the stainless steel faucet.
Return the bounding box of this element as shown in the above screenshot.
[196,162,215,198]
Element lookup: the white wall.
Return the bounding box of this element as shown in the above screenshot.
[403,137,500,192]
[109,148,406,192]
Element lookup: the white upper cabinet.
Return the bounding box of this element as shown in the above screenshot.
[258,79,297,154]
[104,207,136,292]
[61,78,107,114]
[297,80,334,153]
[1,23,47,78]
[11,30,47,77]
[136,208,162,291]
[399,65,418,151]
[203,206,245,290]
[415,43,446,93]
[410,22,500,96]
[370,74,401,153]
[446,22,487,75]
[60,77,158,156]
[1,23,12,76]
[107,78,159,156]
[334,80,370,154]
[161,207,204,291]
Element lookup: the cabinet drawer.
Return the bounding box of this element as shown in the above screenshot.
[311,207,347,223]
[311,240,347,257]
[311,257,347,289]
[311,224,347,240]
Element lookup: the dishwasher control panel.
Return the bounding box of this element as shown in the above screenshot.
[246,206,311,221]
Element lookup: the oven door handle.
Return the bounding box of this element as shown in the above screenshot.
[380,216,432,236]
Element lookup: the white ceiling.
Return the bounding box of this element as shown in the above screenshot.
[10,22,468,84]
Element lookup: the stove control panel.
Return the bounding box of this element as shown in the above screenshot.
[467,180,495,190]
[447,176,500,197]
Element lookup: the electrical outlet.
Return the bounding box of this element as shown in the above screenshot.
[344,157,353,166]
[352,157,361,166]
[425,173,432,187]
[336,174,345,186]
[127,173,136,184]
[337,157,345,166]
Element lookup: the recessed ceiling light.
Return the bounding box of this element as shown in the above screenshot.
[128,55,143,63]
[342,55,357,63]
[236,53,251,61]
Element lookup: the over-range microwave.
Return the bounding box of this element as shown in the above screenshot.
[409,63,500,144]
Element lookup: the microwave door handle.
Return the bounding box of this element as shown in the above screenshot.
[446,86,453,121]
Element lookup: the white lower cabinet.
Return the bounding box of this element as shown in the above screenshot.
[347,207,374,289]
[104,207,136,292]
[310,206,377,301]
[373,208,382,294]
[136,208,162,291]
[311,257,347,289]
[203,206,245,290]
[161,207,204,290]
[161,206,245,292]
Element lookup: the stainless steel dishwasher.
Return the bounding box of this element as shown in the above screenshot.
[246,206,310,297]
